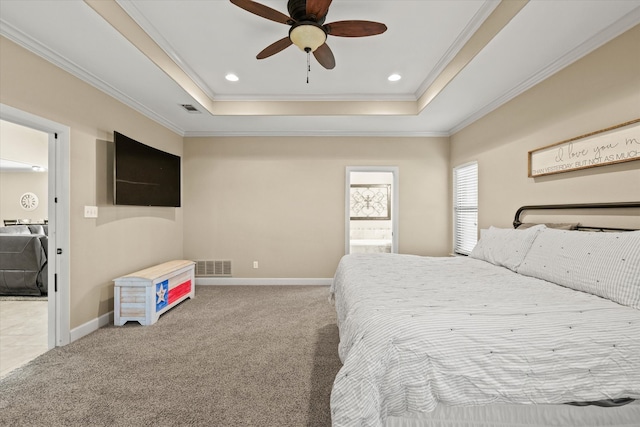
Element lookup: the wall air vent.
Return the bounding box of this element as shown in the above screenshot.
[195,260,232,277]
[180,104,201,113]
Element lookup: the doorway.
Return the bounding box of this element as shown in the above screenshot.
[345,167,398,255]
[0,104,70,353]
[0,120,49,376]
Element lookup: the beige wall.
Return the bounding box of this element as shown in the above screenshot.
[451,25,640,235]
[183,136,450,278]
[0,37,184,329]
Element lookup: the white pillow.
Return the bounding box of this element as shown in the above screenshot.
[517,229,640,309]
[469,224,546,271]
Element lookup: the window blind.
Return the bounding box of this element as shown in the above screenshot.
[453,162,478,255]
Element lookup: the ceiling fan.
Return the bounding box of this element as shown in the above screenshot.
[230,0,387,70]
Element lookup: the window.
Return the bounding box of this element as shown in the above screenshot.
[453,162,478,255]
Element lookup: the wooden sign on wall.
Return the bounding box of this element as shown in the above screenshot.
[528,119,640,177]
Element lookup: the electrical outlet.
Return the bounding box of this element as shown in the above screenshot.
[253,261,259,269]
[84,205,98,218]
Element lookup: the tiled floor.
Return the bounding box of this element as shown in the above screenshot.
[0,300,48,378]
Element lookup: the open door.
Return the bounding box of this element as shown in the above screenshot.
[1,104,70,348]
[345,167,398,255]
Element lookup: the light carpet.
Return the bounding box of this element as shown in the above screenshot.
[0,286,341,426]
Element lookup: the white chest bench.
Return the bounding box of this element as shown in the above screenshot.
[114,260,195,326]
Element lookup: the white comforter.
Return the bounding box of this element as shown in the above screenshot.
[329,253,640,427]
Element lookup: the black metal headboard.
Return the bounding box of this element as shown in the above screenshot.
[513,202,640,231]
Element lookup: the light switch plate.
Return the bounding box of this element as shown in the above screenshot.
[84,205,98,218]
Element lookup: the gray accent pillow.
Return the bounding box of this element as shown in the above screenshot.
[517,229,640,309]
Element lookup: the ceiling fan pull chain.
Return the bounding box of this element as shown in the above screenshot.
[305,47,311,84]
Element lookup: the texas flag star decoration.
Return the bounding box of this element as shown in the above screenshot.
[156,281,169,312]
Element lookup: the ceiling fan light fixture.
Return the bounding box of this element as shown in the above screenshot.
[289,22,326,52]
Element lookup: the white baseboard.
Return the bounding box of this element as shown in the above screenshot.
[69,310,113,343]
[195,277,332,286]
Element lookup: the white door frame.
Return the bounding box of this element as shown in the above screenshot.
[345,166,399,255]
[1,104,71,347]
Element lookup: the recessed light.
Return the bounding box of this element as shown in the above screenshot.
[388,74,402,82]
[225,73,239,82]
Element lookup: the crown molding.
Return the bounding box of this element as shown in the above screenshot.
[115,0,217,102]
[183,130,450,138]
[0,19,186,136]
[210,92,418,102]
[448,6,640,136]
[414,0,501,99]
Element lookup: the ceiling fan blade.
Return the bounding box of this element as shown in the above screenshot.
[306,0,333,20]
[325,20,387,37]
[313,43,335,69]
[230,0,294,25]
[257,37,293,59]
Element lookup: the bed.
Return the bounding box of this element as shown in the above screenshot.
[329,202,640,427]
[0,225,48,296]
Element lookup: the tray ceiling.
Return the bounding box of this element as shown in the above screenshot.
[1,0,639,136]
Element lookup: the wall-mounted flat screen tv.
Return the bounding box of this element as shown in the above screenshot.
[113,131,181,207]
